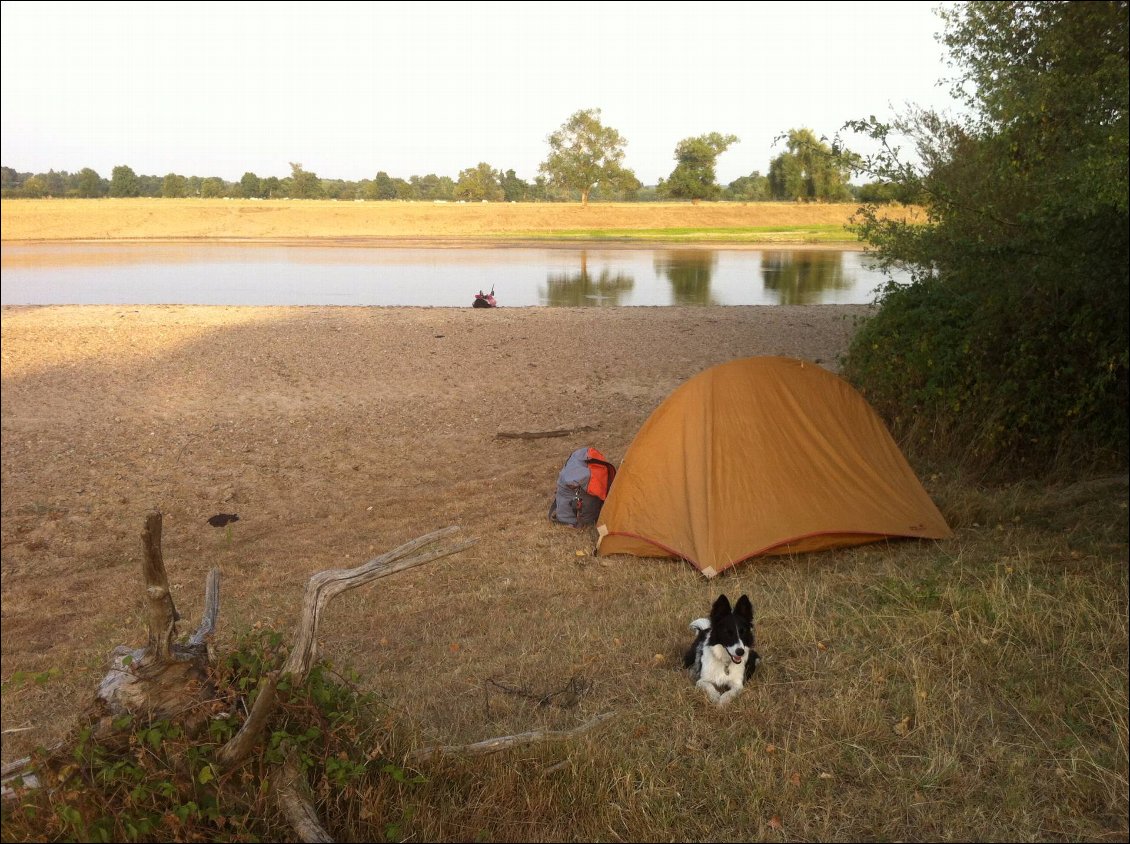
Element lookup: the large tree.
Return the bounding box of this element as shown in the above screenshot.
[75,167,104,198]
[409,173,455,201]
[260,176,281,199]
[20,174,46,197]
[42,170,67,197]
[767,128,854,201]
[500,169,530,202]
[0,166,20,192]
[539,108,638,205]
[842,0,1129,476]
[162,173,187,198]
[288,162,322,199]
[368,171,397,201]
[137,174,163,197]
[199,177,227,198]
[238,171,261,199]
[453,162,504,202]
[109,165,140,197]
[725,171,770,201]
[659,132,738,201]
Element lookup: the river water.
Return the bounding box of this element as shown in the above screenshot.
[0,243,905,307]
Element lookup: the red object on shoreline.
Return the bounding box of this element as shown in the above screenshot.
[472,286,498,308]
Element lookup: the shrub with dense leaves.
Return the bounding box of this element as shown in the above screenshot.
[842,1,1128,477]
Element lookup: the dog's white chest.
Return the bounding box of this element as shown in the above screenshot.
[701,644,743,689]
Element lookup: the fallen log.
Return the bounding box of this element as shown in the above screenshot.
[494,425,597,440]
[277,747,334,844]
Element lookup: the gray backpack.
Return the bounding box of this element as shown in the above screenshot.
[549,447,617,527]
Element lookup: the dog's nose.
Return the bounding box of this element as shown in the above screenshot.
[736,648,745,657]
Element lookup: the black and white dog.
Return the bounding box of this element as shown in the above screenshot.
[684,594,760,706]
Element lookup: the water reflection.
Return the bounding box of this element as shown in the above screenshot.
[1,243,902,306]
[653,250,719,305]
[542,250,635,306]
[760,251,851,305]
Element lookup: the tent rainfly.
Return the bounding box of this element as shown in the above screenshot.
[595,356,952,577]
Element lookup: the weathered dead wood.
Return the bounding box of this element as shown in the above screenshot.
[213,526,475,842]
[494,425,597,440]
[95,512,221,731]
[215,671,280,771]
[216,526,476,771]
[1,757,40,800]
[188,567,221,648]
[5,514,221,802]
[141,511,179,661]
[276,748,334,844]
[407,711,616,763]
[94,644,212,729]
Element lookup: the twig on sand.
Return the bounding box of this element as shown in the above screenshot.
[407,711,615,763]
[495,425,597,440]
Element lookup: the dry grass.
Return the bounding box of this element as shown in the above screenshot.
[7,475,1126,842]
[5,493,1127,842]
[348,475,1128,842]
[0,198,923,243]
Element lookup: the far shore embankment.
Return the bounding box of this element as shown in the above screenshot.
[0,198,918,246]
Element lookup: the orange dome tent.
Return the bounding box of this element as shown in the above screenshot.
[595,357,951,577]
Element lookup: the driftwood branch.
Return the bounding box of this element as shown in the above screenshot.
[141,510,179,661]
[494,425,597,440]
[4,517,478,844]
[217,526,475,770]
[215,671,280,771]
[188,568,221,647]
[407,711,616,763]
[284,527,474,677]
[276,748,333,843]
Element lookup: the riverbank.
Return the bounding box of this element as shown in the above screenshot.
[0,198,919,244]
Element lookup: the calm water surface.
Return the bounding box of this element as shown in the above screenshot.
[0,243,906,307]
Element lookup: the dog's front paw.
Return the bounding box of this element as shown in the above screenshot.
[695,679,722,703]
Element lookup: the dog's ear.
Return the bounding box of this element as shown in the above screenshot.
[735,594,754,622]
[710,594,732,620]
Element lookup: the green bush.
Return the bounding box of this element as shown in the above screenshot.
[844,252,1128,476]
[842,1,1128,479]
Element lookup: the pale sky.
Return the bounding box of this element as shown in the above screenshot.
[1,0,962,186]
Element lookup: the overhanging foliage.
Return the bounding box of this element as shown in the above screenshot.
[842,0,1129,477]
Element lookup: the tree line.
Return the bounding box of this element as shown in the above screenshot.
[1,117,878,203]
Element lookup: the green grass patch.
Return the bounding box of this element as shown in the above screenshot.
[504,224,857,244]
